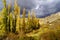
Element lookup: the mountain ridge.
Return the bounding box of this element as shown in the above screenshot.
[39,12,60,24]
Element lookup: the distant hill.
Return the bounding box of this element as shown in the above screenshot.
[39,12,60,24]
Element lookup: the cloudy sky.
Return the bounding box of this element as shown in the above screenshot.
[0,0,60,18]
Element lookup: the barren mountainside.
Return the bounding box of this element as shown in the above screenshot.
[40,12,60,24]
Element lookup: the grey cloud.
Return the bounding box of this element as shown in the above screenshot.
[0,0,60,17]
[33,0,60,17]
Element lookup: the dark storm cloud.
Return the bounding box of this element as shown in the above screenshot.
[33,0,60,17]
[0,0,60,17]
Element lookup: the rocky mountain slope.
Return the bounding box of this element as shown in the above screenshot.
[39,12,60,25]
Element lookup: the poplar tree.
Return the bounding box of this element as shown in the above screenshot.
[16,7,20,32]
[9,13,13,32]
[28,11,31,27]
[12,0,18,33]
[28,11,31,22]
[2,0,8,32]
[8,0,11,14]
[25,11,32,33]
[3,0,6,8]
[31,10,40,30]
[19,8,26,39]
[31,10,36,29]
[22,8,26,27]
[28,11,32,28]
[13,0,20,33]
[7,0,11,32]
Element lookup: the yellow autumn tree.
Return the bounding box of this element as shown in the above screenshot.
[25,11,33,33]
[2,0,8,32]
[31,10,40,30]
[2,0,6,8]
[7,0,12,32]
[16,7,20,32]
[8,0,11,14]
[19,8,26,39]
[28,11,31,23]
[9,12,13,32]
[22,8,26,27]
[28,11,31,27]
[13,0,21,33]
[13,0,18,33]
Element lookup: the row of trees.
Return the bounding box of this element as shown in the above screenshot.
[0,0,40,34]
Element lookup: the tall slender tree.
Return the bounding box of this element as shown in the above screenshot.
[3,0,6,8]
[16,7,20,32]
[27,11,30,26]
[8,0,11,14]
[13,0,20,33]
[9,12,13,32]
[26,11,32,33]
[22,8,26,27]
[19,8,26,38]
[7,0,12,32]
[28,11,31,28]
[31,10,36,28]
[2,0,8,32]
[12,0,18,33]
[31,10,39,29]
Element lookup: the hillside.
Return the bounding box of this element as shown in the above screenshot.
[39,12,60,24]
[26,12,60,40]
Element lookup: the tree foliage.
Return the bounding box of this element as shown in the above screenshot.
[0,0,41,40]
